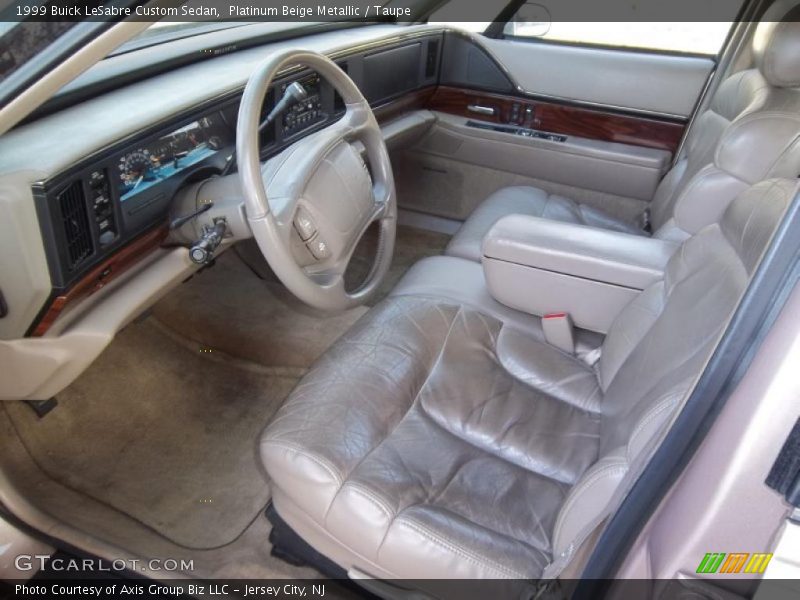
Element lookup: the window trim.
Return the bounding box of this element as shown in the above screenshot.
[0,21,115,110]
[494,32,728,61]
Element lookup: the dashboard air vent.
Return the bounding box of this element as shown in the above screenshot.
[57,179,93,270]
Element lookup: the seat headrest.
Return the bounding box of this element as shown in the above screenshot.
[753,0,800,88]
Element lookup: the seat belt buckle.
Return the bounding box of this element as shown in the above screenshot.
[640,207,652,233]
[542,312,575,354]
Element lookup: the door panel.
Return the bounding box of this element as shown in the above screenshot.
[393,30,717,223]
[393,112,668,221]
[428,113,670,199]
[482,37,714,118]
[393,146,649,223]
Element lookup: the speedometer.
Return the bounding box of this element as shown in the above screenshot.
[119,150,153,182]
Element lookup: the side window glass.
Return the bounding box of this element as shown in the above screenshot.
[502,1,738,56]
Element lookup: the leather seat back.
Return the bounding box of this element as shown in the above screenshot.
[549,178,798,570]
[650,3,800,239]
[649,69,768,231]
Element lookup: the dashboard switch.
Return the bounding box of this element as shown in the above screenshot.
[87,169,118,244]
[98,230,116,246]
[293,207,317,241]
[307,238,331,260]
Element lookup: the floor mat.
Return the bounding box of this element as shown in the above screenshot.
[5,318,299,550]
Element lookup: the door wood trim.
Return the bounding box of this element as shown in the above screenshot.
[427,85,685,153]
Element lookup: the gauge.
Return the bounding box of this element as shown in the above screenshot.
[150,142,174,162]
[119,150,154,191]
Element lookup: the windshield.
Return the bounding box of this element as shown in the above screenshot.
[113,0,443,54]
[0,21,77,82]
[0,0,447,115]
[111,21,277,55]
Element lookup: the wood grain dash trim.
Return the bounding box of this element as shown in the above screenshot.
[31,224,169,337]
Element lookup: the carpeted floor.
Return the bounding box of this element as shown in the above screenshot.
[5,317,299,549]
[237,223,451,308]
[3,223,451,558]
[152,249,369,369]
[345,223,451,304]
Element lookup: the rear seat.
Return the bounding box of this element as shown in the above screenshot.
[445,5,800,262]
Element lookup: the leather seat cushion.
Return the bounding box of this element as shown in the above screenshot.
[446,186,645,262]
[261,295,602,578]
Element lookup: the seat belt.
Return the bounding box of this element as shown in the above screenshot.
[542,312,602,367]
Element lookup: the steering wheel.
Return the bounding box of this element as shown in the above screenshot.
[237,50,396,311]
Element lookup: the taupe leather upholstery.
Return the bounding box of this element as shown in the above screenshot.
[753,0,800,89]
[260,178,796,579]
[446,10,800,262]
[482,215,677,290]
[445,186,646,262]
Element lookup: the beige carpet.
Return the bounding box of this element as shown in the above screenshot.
[3,249,372,550]
[345,223,451,304]
[5,318,300,549]
[153,250,369,369]
[3,224,449,555]
[237,224,451,307]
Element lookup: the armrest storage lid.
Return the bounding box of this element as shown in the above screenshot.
[482,214,677,290]
[482,215,679,333]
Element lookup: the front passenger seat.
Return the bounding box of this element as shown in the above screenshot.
[260,178,796,580]
[446,7,800,261]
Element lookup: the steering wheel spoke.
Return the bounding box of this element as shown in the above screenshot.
[372,180,395,217]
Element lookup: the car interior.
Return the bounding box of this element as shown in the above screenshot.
[1,0,800,596]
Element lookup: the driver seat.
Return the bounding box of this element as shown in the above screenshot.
[260,179,794,579]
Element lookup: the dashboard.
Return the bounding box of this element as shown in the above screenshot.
[23,30,443,335]
[33,103,236,290]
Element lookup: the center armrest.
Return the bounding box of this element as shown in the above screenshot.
[482,215,678,333]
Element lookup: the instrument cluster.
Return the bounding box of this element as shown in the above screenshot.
[117,114,230,203]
